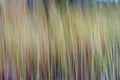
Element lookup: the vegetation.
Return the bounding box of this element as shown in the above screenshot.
[0,0,120,80]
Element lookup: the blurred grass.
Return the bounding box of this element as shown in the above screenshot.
[0,0,120,80]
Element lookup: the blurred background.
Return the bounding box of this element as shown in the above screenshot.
[0,0,120,80]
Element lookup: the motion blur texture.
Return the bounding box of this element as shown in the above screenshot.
[0,0,120,80]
